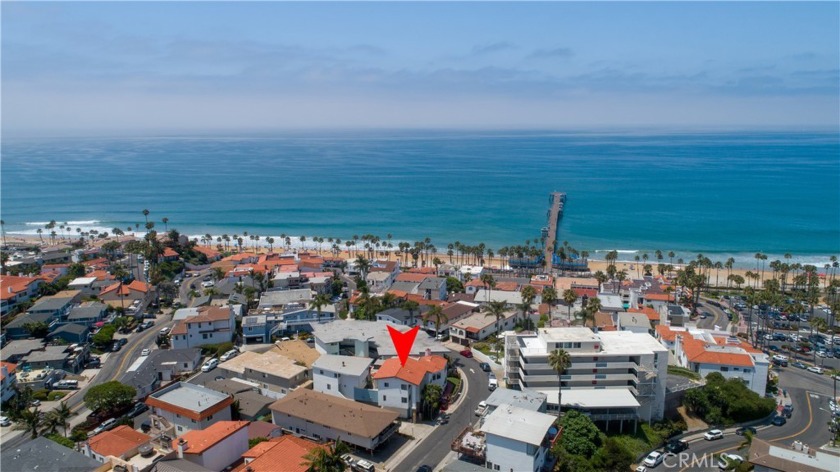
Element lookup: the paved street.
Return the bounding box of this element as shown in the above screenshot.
[392,352,492,472]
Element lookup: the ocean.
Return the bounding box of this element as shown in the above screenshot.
[1,130,838,267]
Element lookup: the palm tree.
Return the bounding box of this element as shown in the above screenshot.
[562,289,577,319]
[142,209,150,225]
[309,293,331,323]
[162,217,169,231]
[542,287,557,317]
[423,305,449,335]
[0,219,6,247]
[828,369,840,404]
[480,274,495,303]
[302,438,350,472]
[16,408,42,439]
[402,300,420,327]
[579,296,602,329]
[355,255,372,280]
[738,431,754,456]
[483,300,507,333]
[548,349,571,416]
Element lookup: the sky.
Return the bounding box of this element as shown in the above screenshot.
[2,1,839,134]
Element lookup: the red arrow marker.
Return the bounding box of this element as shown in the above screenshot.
[387,325,419,367]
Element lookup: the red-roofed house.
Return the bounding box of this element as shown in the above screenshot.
[174,421,250,471]
[82,425,152,463]
[162,247,180,262]
[628,306,661,325]
[81,257,109,270]
[170,306,235,349]
[240,435,325,472]
[99,280,152,308]
[372,354,448,419]
[194,246,222,262]
[1,362,17,402]
[671,329,770,395]
[0,275,43,317]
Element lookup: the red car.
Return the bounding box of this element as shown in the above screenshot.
[460,349,473,358]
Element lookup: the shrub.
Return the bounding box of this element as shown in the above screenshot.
[47,391,67,401]
[560,410,601,457]
[683,372,775,425]
[45,433,75,448]
[32,389,50,401]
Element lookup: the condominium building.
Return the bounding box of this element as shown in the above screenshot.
[503,327,667,423]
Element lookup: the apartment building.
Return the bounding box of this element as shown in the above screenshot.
[145,382,233,436]
[503,327,668,422]
[170,306,235,350]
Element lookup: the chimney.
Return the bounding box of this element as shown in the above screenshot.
[425,348,431,357]
[342,361,346,367]
[177,439,187,459]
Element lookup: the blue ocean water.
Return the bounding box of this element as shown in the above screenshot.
[1,130,838,266]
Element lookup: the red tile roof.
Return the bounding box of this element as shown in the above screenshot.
[81,257,109,268]
[172,421,249,455]
[162,247,179,258]
[1,362,17,381]
[194,246,221,258]
[373,355,448,386]
[655,325,677,342]
[242,435,325,472]
[628,306,660,322]
[395,273,430,283]
[88,425,151,458]
[645,293,672,302]
[407,267,437,274]
[0,276,40,301]
[100,280,150,296]
[681,335,754,367]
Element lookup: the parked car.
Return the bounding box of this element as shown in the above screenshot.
[417,466,433,472]
[665,439,689,453]
[140,348,151,356]
[220,349,238,362]
[643,451,664,468]
[85,357,102,368]
[479,362,491,372]
[792,361,807,369]
[141,321,154,329]
[111,343,122,352]
[89,417,117,436]
[354,459,375,472]
[735,426,756,436]
[201,358,219,372]
[53,380,79,390]
[704,429,724,441]
[718,454,744,469]
[159,327,170,335]
[475,401,487,416]
[118,337,128,346]
[459,349,473,358]
[0,416,11,427]
[772,416,787,426]
[807,366,824,375]
[488,377,498,391]
[124,402,149,419]
[201,281,215,288]
[340,454,356,469]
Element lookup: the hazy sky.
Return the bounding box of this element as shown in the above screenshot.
[3,1,839,134]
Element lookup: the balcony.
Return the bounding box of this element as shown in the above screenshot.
[451,427,486,461]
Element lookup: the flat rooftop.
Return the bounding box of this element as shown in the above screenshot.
[597,331,668,355]
[220,350,307,379]
[313,355,372,376]
[148,382,230,413]
[312,320,448,357]
[539,327,600,343]
[485,387,546,412]
[535,387,641,409]
[480,405,555,446]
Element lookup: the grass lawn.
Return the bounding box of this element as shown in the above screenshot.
[668,365,701,381]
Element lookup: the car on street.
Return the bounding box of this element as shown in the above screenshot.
[85,357,102,368]
[479,362,491,372]
[118,337,128,346]
[89,417,117,436]
[488,377,498,391]
[475,401,488,416]
[0,416,11,427]
[772,416,787,426]
[111,342,122,352]
[704,429,724,441]
[159,327,170,335]
[220,349,238,362]
[354,459,375,472]
[201,358,219,372]
[459,349,473,358]
[718,453,743,469]
[417,466,433,472]
[201,281,215,288]
[643,451,664,468]
[664,439,689,453]
[140,348,151,356]
[807,366,824,374]
[124,402,149,418]
[340,454,356,469]
[735,426,756,436]
[792,361,807,369]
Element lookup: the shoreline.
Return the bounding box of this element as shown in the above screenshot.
[3,232,837,285]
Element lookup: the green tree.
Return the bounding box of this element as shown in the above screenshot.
[309,293,331,323]
[560,410,601,457]
[354,255,371,280]
[302,438,350,472]
[593,437,635,472]
[84,381,136,412]
[483,300,507,333]
[421,383,443,420]
[423,305,449,335]
[16,408,43,439]
[249,437,269,448]
[549,349,571,415]
[92,325,117,347]
[49,401,74,437]
[562,289,577,318]
[542,286,558,317]
[402,300,420,326]
[23,321,50,339]
[445,276,464,294]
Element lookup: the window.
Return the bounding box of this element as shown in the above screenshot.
[383,395,387,401]
[401,384,408,391]
[319,369,324,375]
[720,366,729,372]
[327,384,331,390]
[384,382,389,388]
[202,333,209,339]
[401,398,407,403]
[573,342,581,348]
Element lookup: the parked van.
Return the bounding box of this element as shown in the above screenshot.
[89,417,117,436]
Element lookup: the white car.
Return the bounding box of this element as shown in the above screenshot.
[220,349,238,362]
[643,451,664,468]
[201,358,219,372]
[140,348,151,356]
[807,366,824,375]
[817,350,827,358]
[201,281,215,288]
[488,377,498,391]
[718,453,744,469]
[704,429,724,441]
[159,327,170,335]
[0,416,11,427]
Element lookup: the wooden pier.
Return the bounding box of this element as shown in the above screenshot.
[543,192,566,271]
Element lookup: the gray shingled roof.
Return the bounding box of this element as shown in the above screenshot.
[1,436,101,472]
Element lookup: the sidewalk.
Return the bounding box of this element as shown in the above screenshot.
[381,366,471,471]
